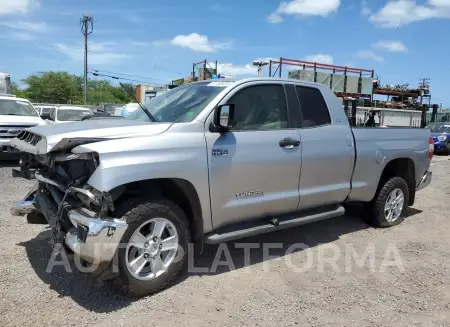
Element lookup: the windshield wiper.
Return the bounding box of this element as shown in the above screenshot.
[136,101,157,122]
[119,82,157,122]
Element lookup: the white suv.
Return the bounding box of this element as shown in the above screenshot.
[0,94,47,160]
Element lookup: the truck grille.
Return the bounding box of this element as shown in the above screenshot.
[16,130,42,146]
[0,125,36,140]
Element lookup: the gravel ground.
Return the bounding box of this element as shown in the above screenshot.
[0,157,449,327]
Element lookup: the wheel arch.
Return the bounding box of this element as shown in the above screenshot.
[111,178,204,252]
[375,157,416,206]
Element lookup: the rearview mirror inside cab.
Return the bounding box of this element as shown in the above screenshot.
[215,104,235,129]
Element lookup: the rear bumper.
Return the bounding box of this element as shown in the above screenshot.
[416,171,432,191]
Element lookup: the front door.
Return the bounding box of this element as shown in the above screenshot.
[205,82,302,229]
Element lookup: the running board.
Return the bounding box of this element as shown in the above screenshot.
[205,205,346,244]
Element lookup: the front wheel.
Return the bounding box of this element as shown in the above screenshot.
[369,177,409,228]
[111,198,190,298]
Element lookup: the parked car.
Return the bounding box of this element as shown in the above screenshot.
[426,122,450,154]
[113,106,124,116]
[11,78,432,297]
[42,106,93,123]
[98,103,124,116]
[120,103,140,117]
[0,94,47,160]
[34,105,56,116]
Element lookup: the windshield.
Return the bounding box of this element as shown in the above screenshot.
[57,109,92,121]
[428,123,450,133]
[125,81,232,123]
[0,99,38,117]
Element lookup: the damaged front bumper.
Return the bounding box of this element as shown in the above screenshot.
[11,184,128,264]
[10,184,37,216]
[65,209,128,263]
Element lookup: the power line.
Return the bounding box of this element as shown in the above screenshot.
[80,14,93,104]
[152,65,185,76]
[89,71,163,85]
[93,69,167,82]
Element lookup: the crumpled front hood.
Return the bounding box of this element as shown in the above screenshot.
[11,119,172,154]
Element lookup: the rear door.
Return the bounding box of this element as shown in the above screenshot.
[292,85,354,210]
[205,81,302,229]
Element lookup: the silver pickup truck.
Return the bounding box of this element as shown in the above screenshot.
[10,78,433,297]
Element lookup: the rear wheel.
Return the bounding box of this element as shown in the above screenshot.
[111,198,190,298]
[369,177,409,228]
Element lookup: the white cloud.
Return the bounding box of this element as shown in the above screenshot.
[268,0,340,23]
[170,33,231,52]
[373,40,408,52]
[356,50,384,62]
[304,53,334,64]
[0,20,46,32]
[267,12,284,23]
[0,0,40,15]
[217,63,257,76]
[0,20,46,42]
[370,0,450,28]
[361,0,372,16]
[53,42,130,65]
[11,32,33,40]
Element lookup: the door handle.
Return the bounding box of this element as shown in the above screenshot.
[279,138,301,148]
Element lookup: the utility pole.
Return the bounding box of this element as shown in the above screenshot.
[80,15,93,104]
[418,77,430,105]
[252,60,269,77]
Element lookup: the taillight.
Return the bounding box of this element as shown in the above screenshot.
[429,136,434,160]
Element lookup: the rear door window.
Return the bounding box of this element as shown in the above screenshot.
[295,86,331,128]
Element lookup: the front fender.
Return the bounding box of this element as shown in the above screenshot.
[71,133,213,233]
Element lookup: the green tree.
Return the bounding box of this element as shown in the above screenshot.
[10,81,27,98]
[16,71,140,105]
[21,71,81,104]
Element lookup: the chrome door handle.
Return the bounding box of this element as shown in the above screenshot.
[279,138,300,148]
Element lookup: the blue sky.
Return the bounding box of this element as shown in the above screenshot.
[0,0,448,106]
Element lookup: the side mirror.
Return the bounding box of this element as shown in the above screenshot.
[40,113,51,120]
[214,104,235,130]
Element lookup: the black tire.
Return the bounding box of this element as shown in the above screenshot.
[369,177,409,228]
[445,143,450,155]
[110,197,190,298]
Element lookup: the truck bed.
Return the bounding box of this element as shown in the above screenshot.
[348,127,431,202]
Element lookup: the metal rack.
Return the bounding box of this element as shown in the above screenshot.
[268,57,375,100]
[192,59,218,81]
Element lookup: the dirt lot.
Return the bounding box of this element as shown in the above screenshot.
[0,157,449,327]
